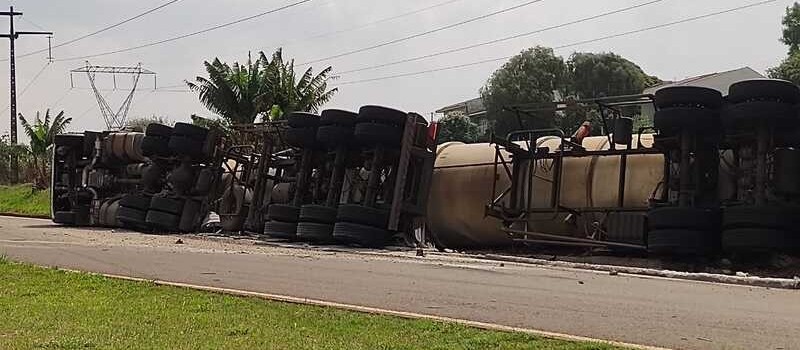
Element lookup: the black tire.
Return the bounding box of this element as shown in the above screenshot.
[654,86,723,109]
[120,194,152,211]
[287,112,320,128]
[653,108,717,134]
[320,109,358,126]
[173,122,209,142]
[722,205,798,231]
[52,211,76,225]
[647,229,715,255]
[145,123,173,137]
[263,220,298,240]
[296,222,334,242]
[53,134,84,148]
[179,199,202,233]
[722,228,799,253]
[299,205,337,224]
[337,204,389,228]
[267,204,300,222]
[354,122,402,147]
[316,125,353,147]
[141,136,170,157]
[117,206,147,226]
[333,222,391,247]
[285,127,317,148]
[146,210,180,231]
[149,197,185,215]
[648,207,719,231]
[358,105,407,126]
[193,168,215,195]
[728,79,800,104]
[168,135,204,158]
[721,101,796,129]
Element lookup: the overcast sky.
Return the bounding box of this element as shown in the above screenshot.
[0,0,793,137]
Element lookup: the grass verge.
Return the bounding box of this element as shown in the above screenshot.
[0,184,49,217]
[0,260,620,350]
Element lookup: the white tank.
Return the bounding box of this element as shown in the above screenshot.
[427,135,665,248]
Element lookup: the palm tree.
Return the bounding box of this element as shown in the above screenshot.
[19,109,72,187]
[260,49,337,120]
[186,49,337,125]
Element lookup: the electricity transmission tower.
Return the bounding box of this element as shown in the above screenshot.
[70,62,156,130]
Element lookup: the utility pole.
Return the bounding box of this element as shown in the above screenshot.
[0,6,52,182]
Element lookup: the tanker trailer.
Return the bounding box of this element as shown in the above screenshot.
[427,94,668,250]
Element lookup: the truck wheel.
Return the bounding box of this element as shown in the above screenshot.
[105,199,121,227]
[722,228,798,253]
[357,105,407,126]
[721,101,796,129]
[168,136,204,158]
[267,204,300,222]
[285,127,317,148]
[263,220,298,240]
[333,222,390,247]
[192,168,214,195]
[321,109,357,126]
[728,79,800,104]
[722,205,798,231]
[316,125,353,147]
[654,86,723,109]
[647,229,715,255]
[141,136,170,157]
[654,108,717,134]
[337,204,389,228]
[179,199,202,232]
[149,197,185,215]
[296,222,334,243]
[120,194,152,211]
[146,210,180,231]
[354,122,402,147]
[648,207,718,231]
[53,211,76,225]
[145,123,173,137]
[173,122,209,142]
[299,205,337,224]
[117,207,147,226]
[287,112,320,128]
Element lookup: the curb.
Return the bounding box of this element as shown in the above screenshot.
[0,213,50,219]
[60,267,669,350]
[478,254,800,290]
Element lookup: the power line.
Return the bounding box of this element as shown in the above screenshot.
[8,0,183,61]
[56,0,315,62]
[336,0,664,75]
[297,0,546,66]
[19,61,50,97]
[335,0,778,86]
[20,17,46,31]
[276,0,467,49]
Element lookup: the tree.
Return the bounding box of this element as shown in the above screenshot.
[437,115,481,143]
[18,109,72,187]
[480,48,660,138]
[770,3,800,85]
[480,46,568,138]
[781,3,800,55]
[187,49,337,125]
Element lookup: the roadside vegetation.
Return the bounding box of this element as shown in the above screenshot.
[0,184,50,217]
[0,260,618,350]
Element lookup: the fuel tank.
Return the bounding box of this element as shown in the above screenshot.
[427,135,665,248]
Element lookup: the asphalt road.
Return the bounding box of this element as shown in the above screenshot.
[1,216,797,350]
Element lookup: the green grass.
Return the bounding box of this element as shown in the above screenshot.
[0,260,619,350]
[0,184,49,217]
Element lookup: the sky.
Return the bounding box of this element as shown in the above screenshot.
[0,0,794,139]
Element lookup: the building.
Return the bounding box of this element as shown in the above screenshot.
[435,97,489,133]
[641,66,765,119]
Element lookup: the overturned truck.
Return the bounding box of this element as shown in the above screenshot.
[427,79,800,257]
[51,106,436,248]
